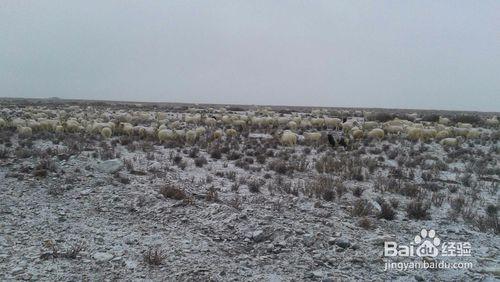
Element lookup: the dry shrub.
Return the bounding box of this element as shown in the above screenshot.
[159,184,187,200]
[268,159,292,174]
[315,154,341,174]
[143,247,166,266]
[351,199,373,217]
[310,175,335,201]
[248,178,264,193]
[194,156,208,167]
[229,195,242,210]
[406,201,431,220]
[205,187,218,202]
[378,200,396,220]
[352,186,364,197]
[358,217,374,229]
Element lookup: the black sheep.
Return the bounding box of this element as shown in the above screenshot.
[328,133,349,149]
[338,137,348,148]
[327,134,336,147]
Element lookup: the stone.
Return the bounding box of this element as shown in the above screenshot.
[303,234,316,247]
[252,230,266,242]
[80,188,92,195]
[93,252,114,263]
[11,267,24,275]
[335,238,351,249]
[477,267,500,276]
[370,235,394,246]
[96,159,123,174]
[125,260,139,269]
[312,270,324,278]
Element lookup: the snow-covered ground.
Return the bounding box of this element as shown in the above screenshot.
[0,104,499,281]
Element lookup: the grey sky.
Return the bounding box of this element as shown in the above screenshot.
[1,1,499,111]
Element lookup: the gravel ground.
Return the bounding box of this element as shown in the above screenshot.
[1,134,499,281]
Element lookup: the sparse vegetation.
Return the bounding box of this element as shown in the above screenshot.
[160,184,187,200]
[0,100,498,280]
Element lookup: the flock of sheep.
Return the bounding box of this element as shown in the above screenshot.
[1,105,499,149]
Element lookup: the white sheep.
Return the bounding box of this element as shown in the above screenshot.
[185,114,201,124]
[158,129,175,142]
[65,119,81,132]
[342,121,354,132]
[457,122,472,129]
[121,123,134,135]
[170,120,181,129]
[38,119,57,131]
[453,128,469,137]
[299,119,312,129]
[186,130,197,144]
[12,118,26,128]
[233,119,247,128]
[250,117,262,127]
[195,126,206,137]
[422,128,437,140]
[223,115,233,125]
[55,125,64,133]
[0,118,7,128]
[277,117,289,126]
[101,127,112,138]
[213,129,223,140]
[174,129,186,139]
[287,121,298,131]
[311,118,325,128]
[368,128,384,140]
[204,117,217,127]
[363,121,378,131]
[27,120,41,131]
[485,116,499,126]
[143,127,156,137]
[438,117,450,125]
[304,132,321,144]
[436,130,450,140]
[351,129,364,139]
[406,127,423,141]
[18,126,32,137]
[440,138,459,147]
[225,128,238,138]
[466,129,480,139]
[385,125,403,135]
[386,119,404,127]
[281,130,297,146]
[263,117,274,127]
[325,117,341,128]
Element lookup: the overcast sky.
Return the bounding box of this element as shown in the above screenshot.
[1,1,499,111]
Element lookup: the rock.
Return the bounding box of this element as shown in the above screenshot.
[307,270,325,279]
[96,159,123,174]
[11,266,24,275]
[266,243,274,251]
[414,275,425,281]
[370,235,394,246]
[477,267,500,276]
[312,270,324,278]
[327,237,336,245]
[335,238,351,249]
[148,161,162,172]
[252,230,266,243]
[303,234,316,247]
[93,252,114,263]
[80,188,92,196]
[125,260,139,269]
